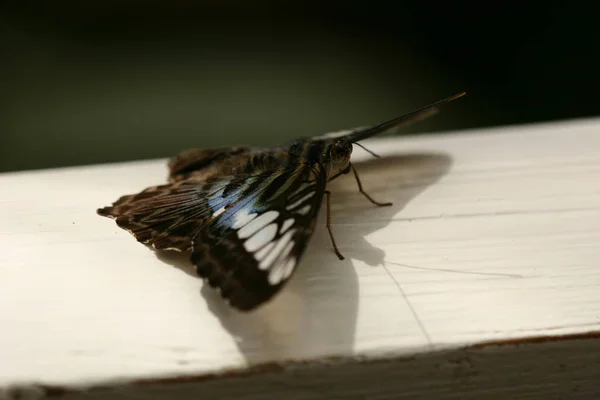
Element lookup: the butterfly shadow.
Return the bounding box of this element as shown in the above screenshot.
[157,152,452,366]
[327,152,454,267]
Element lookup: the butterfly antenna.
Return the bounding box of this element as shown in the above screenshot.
[346,92,466,143]
[354,142,381,158]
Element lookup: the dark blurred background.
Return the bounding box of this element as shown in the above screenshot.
[1,2,598,172]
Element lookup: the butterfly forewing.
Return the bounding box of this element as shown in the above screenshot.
[191,164,327,310]
[97,178,212,251]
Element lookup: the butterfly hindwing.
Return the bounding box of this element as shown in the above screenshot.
[191,164,327,310]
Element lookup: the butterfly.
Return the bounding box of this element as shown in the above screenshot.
[97,92,465,311]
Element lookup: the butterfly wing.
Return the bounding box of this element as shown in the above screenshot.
[97,147,277,251]
[192,163,327,310]
[97,167,287,252]
[98,163,328,310]
[97,177,220,251]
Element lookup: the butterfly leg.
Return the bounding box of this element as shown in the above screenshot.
[350,164,393,207]
[325,190,345,260]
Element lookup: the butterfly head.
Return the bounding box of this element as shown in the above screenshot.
[327,138,354,176]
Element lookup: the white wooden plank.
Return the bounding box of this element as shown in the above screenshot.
[1,117,599,398]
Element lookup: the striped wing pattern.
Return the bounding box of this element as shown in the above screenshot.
[98,164,327,310]
[193,165,327,310]
[97,178,211,251]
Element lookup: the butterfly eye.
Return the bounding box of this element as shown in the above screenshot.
[331,140,352,163]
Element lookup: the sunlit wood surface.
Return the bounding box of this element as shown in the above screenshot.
[1,117,599,399]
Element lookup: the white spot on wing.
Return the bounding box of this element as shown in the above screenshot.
[259,229,295,270]
[231,207,257,229]
[286,191,315,211]
[268,257,297,285]
[291,183,313,197]
[244,223,278,252]
[255,242,276,269]
[212,206,226,217]
[280,218,295,234]
[268,262,285,285]
[281,258,296,280]
[280,240,294,261]
[297,205,311,215]
[238,210,279,239]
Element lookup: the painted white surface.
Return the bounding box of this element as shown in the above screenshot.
[1,117,600,393]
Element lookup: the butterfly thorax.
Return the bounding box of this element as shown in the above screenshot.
[285,138,353,180]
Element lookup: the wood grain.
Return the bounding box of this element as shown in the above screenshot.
[1,117,599,399]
